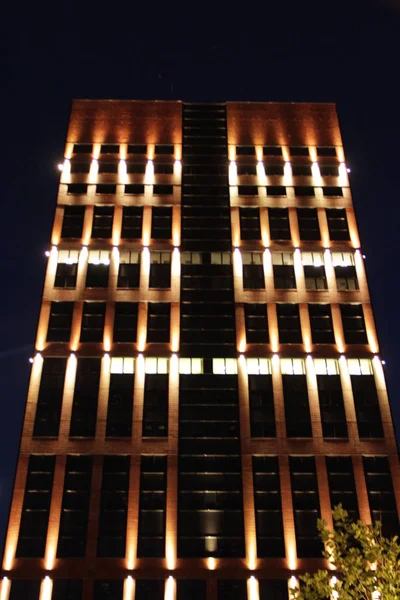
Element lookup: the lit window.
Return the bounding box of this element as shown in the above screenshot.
[88,250,110,265]
[280,358,305,375]
[241,251,263,265]
[119,250,140,264]
[57,249,79,264]
[179,358,204,374]
[110,357,135,374]
[271,251,294,266]
[331,252,355,267]
[144,357,169,374]
[181,252,202,265]
[302,252,324,267]
[211,252,231,265]
[212,358,238,375]
[347,358,373,375]
[246,358,271,374]
[150,251,171,264]
[314,358,339,375]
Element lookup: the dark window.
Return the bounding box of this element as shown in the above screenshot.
[266,185,286,196]
[113,302,138,343]
[326,457,358,520]
[107,372,134,438]
[16,455,55,557]
[290,146,309,156]
[283,375,312,437]
[54,262,78,289]
[236,146,255,156]
[153,184,173,195]
[290,456,322,557]
[277,304,302,344]
[263,146,283,156]
[259,581,288,600]
[154,163,174,174]
[309,304,335,344]
[273,265,296,290]
[80,302,106,342]
[9,581,41,600]
[155,144,174,154]
[151,206,172,238]
[292,165,312,176]
[317,146,337,157]
[67,183,88,195]
[51,580,83,600]
[294,186,315,197]
[243,264,265,290]
[100,144,119,154]
[244,303,269,343]
[265,164,284,176]
[340,304,368,344]
[86,262,109,288]
[98,162,119,174]
[97,456,130,557]
[149,260,171,289]
[238,185,258,196]
[91,206,114,238]
[121,206,143,239]
[304,265,327,290]
[323,186,343,197]
[128,144,147,154]
[335,266,359,291]
[96,183,116,195]
[61,206,85,238]
[69,359,101,437]
[320,165,339,176]
[57,455,93,558]
[253,456,285,557]
[47,301,74,342]
[33,358,67,437]
[297,208,321,241]
[237,164,257,175]
[73,143,92,154]
[127,163,146,174]
[326,208,350,241]
[239,207,261,240]
[135,580,165,600]
[218,580,247,600]
[249,375,275,437]
[93,581,124,600]
[137,456,167,557]
[363,456,400,537]
[269,208,291,240]
[351,375,383,438]
[147,303,170,343]
[317,375,348,439]
[125,183,145,194]
[143,374,169,437]
[177,580,206,600]
[117,254,140,289]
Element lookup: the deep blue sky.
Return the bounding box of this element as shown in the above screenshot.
[1,0,399,549]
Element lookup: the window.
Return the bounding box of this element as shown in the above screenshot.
[292,165,312,176]
[332,253,358,291]
[33,359,67,437]
[317,374,348,438]
[259,581,288,600]
[106,369,134,438]
[97,456,130,557]
[125,183,145,193]
[265,164,284,175]
[320,165,339,176]
[268,208,291,240]
[80,302,106,342]
[46,302,73,342]
[309,304,335,344]
[127,162,146,175]
[297,208,321,240]
[290,456,322,558]
[317,146,337,157]
[347,358,373,375]
[54,252,79,289]
[263,146,282,156]
[326,457,358,520]
[302,252,327,291]
[239,207,261,240]
[253,457,284,556]
[340,304,368,344]
[326,208,350,241]
[246,358,271,374]
[98,162,118,174]
[67,183,88,194]
[128,144,147,154]
[272,252,296,290]
[100,144,119,154]
[266,185,286,196]
[218,580,247,600]
[237,164,257,175]
[95,183,116,195]
[351,374,383,438]
[153,184,173,195]
[294,185,315,197]
[281,358,305,375]
[151,206,172,239]
[70,159,91,173]
[154,163,174,174]
[147,303,170,343]
[177,581,206,600]
[117,250,140,288]
[137,456,167,557]
[290,146,309,156]
[212,358,238,374]
[283,374,312,437]
[323,186,343,197]
[9,581,41,600]
[179,358,204,374]
[16,455,55,557]
[69,359,101,437]
[236,145,255,156]
[363,456,399,537]
[143,374,169,436]
[57,454,93,558]
[242,252,264,289]
[51,580,83,600]
[135,581,165,600]
[277,304,302,344]
[155,144,174,154]
[249,375,275,437]
[149,252,171,288]
[244,303,269,343]
[121,205,143,239]
[93,581,123,600]
[238,185,258,196]
[314,358,339,375]
[61,206,85,238]
[145,357,169,374]
[73,143,92,154]
[91,206,114,238]
[86,250,110,288]
[113,302,138,343]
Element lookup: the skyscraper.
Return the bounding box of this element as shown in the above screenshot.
[1,100,399,600]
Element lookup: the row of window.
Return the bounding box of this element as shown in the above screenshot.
[65,183,174,196]
[235,185,343,197]
[235,163,340,176]
[15,453,397,559]
[72,143,175,155]
[45,300,369,346]
[70,161,176,174]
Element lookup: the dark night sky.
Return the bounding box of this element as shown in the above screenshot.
[1,0,399,549]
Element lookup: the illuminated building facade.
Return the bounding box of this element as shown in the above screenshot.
[1,100,400,600]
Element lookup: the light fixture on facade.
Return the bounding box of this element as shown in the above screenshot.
[45,250,50,257]
[57,163,64,171]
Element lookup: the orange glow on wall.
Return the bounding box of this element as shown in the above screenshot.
[124,576,135,600]
[119,159,128,184]
[142,208,152,247]
[145,160,155,184]
[89,159,99,182]
[247,576,259,600]
[0,578,10,600]
[256,161,266,185]
[174,145,182,161]
[207,557,216,570]
[40,577,53,600]
[284,161,292,185]
[147,144,155,160]
[92,143,101,159]
[172,207,181,247]
[229,161,238,186]
[165,576,175,600]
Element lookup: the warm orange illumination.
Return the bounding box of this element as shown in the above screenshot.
[284,161,292,184]
[40,576,53,600]
[165,575,175,600]
[0,578,10,600]
[289,576,298,591]
[89,158,98,181]
[255,145,263,162]
[207,557,216,570]
[92,143,101,159]
[247,539,257,571]
[119,159,127,183]
[247,576,259,600]
[229,161,238,186]
[233,247,242,278]
[124,576,135,600]
[257,161,266,185]
[145,160,154,184]
[338,162,348,185]
[171,247,180,278]
[174,145,182,161]
[147,144,155,160]
[228,145,236,161]
[238,336,246,353]
[174,160,182,181]
[166,539,176,571]
[45,537,57,570]
[311,161,322,184]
